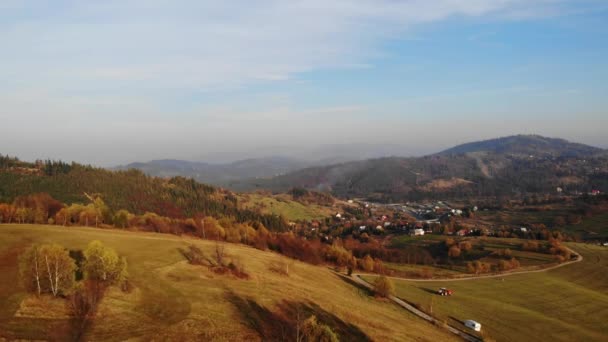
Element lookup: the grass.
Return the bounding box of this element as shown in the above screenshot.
[363,243,608,342]
[562,212,608,239]
[388,235,557,276]
[0,224,455,341]
[239,193,333,221]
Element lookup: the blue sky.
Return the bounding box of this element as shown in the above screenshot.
[1,1,607,165]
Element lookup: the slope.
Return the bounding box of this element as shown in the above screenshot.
[0,224,455,341]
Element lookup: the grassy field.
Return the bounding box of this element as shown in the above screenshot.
[388,235,557,276]
[239,193,334,221]
[0,224,455,341]
[562,212,608,239]
[364,243,608,342]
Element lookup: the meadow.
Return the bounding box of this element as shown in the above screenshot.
[0,224,454,341]
[363,243,608,342]
[238,193,334,221]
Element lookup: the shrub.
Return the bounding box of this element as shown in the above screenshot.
[181,244,207,265]
[301,315,339,342]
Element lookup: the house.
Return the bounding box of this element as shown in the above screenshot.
[520,227,528,232]
[384,221,391,227]
[375,225,383,231]
[410,228,425,236]
[590,190,601,196]
[359,226,367,231]
[335,213,342,219]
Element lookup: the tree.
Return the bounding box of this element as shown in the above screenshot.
[55,207,70,226]
[83,241,128,286]
[20,245,44,295]
[448,245,461,258]
[361,254,374,272]
[20,244,76,297]
[113,209,131,229]
[40,244,77,296]
[373,275,395,298]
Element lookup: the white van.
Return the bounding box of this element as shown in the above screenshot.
[464,320,481,332]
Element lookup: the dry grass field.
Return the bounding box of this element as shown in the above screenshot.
[0,224,454,341]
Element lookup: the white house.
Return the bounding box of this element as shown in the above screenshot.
[359,226,367,231]
[410,228,425,236]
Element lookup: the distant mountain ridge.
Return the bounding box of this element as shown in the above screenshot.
[115,156,310,186]
[229,135,608,201]
[439,135,603,157]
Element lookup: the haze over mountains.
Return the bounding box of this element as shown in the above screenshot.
[117,135,608,202]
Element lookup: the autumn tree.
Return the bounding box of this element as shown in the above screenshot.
[83,241,128,286]
[361,254,374,272]
[448,245,461,258]
[113,209,132,229]
[20,244,76,297]
[373,275,395,298]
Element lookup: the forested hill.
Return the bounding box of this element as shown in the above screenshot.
[229,135,608,202]
[439,134,603,157]
[0,155,287,230]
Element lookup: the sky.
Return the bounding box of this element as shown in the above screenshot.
[1,0,607,166]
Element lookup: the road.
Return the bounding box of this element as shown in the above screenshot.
[347,274,481,342]
[348,246,582,341]
[356,246,582,283]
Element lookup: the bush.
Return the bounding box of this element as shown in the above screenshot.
[301,315,339,342]
[180,244,207,265]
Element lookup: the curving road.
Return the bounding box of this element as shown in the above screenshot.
[356,247,582,283]
[347,273,481,342]
[348,246,582,341]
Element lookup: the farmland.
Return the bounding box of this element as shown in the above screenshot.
[0,224,454,341]
[363,243,608,342]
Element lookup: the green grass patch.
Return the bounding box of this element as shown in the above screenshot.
[364,243,608,342]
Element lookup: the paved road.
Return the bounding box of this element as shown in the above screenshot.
[348,274,481,342]
[356,247,582,282]
[349,246,582,341]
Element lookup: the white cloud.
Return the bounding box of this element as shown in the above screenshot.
[1,0,605,164]
[1,0,595,91]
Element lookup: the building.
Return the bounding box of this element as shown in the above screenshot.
[410,228,425,236]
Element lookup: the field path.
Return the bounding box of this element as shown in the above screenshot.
[355,246,582,282]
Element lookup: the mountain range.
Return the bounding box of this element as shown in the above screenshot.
[228,135,608,201]
[115,135,608,202]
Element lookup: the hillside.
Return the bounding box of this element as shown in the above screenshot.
[0,157,288,230]
[439,135,603,157]
[0,224,456,341]
[363,243,608,342]
[115,157,309,186]
[231,135,608,202]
